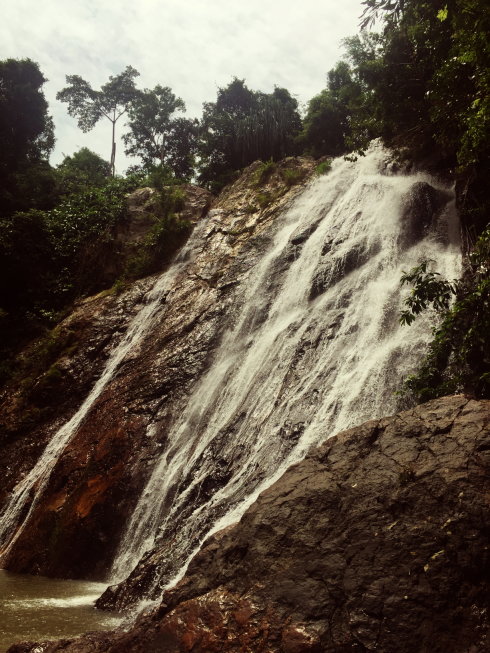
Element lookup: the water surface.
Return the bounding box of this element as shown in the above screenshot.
[0,570,122,652]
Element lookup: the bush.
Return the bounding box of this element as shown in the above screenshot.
[123,186,191,279]
[253,159,276,186]
[280,167,306,187]
[400,230,490,400]
[315,160,332,175]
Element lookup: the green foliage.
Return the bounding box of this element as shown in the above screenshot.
[299,62,359,158]
[0,59,55,217]
[299,88,347,157]
[0,209,53,315]
[400,230,490,400]
[428,0,490,170]
[55,147,111,195]
[360,0,406,29]
[352,0,490,402]
[124,86,197,180]
[47,179,128,252]
[198,79,301,190]
[144,163,177,189]
[253,160,276,186]
[315,160,332,175]
[123,186,190,279]
[57,67,140,174]
[299,43,382,159]
[350,0,490,173]
[399,260,457,325]
[280,167,306,187]
[0,175,138,335]
[256,192,273,209]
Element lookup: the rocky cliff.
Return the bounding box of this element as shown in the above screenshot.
[9,395,490,652]
[0,157,316,578]
[1,147,472,652]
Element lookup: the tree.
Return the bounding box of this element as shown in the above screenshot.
[0,58,55,216]
[56,147,111,195]
[57,66,140,175]
[123,86,197,180]
[198,78,301,190]
[360,0,406,29]
[299,61,370,158]
[399,229,490,400]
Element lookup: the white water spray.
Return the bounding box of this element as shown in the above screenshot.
[110,144,461,592]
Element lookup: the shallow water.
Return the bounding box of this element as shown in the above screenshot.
[0,570,122,652]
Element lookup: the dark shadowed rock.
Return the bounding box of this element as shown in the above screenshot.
[398,181,452,251]
[13,395,490,652]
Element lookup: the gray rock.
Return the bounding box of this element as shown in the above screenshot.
[12,395,490,652]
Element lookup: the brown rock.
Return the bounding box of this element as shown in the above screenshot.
[0,163,314,580]
[12,395,490,652]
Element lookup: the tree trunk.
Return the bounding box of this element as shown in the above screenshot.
[110,117,116,176]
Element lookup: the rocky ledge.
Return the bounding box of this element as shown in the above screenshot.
[10,395,490,652]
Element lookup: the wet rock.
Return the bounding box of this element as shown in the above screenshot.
[0,278,154,508]
[309,240,381,301]
[0,162,316,581]
[398,181,452,251]
[14,395,490,652]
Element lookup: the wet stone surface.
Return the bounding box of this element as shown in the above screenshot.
[9,396,490,652]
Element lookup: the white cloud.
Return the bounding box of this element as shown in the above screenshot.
[1,0,363,172]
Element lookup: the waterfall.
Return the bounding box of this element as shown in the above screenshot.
[0,218,211,561]
[109,143,461,593]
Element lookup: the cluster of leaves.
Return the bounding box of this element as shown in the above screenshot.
[123,86,197,181]
[253,160,277,187]
[0,174,139,323]
[348,0,490,402]
[298,58,375,158]
[352,0,489,171]
[123,186,191,279]
[55,147,111,195]
[400,230,490,400]
[0,59,56,218]
[197,79,302,192]
[57,68,198,181]
[399,261,458,326]
[315,160,332,176]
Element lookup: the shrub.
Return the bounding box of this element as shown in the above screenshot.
[400,230,490,400]
[124,185,191,279]
[315,160,332,175]
[256,192,273,209]
[253,159,276,186]
[280,167,306,187]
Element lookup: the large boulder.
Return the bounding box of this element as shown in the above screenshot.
[12,395,490,652]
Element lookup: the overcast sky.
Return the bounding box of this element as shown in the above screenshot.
[2,0,364,173]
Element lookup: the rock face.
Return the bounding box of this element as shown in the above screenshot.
[10,395,490,652]
[0,159,316,579]
[120,184,212,244]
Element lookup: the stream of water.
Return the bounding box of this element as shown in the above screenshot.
[0,143,462,641]
[111,144,462,593]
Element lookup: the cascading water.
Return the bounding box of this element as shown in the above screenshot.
[0,218,211,562]
[108,143,461,597]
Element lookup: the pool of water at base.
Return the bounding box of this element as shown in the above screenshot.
[0,570,124,652]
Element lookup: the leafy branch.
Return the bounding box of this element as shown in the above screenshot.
[400,229,490,400]
[399,260,458,325]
